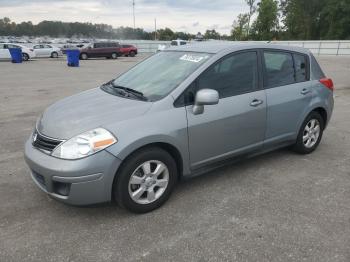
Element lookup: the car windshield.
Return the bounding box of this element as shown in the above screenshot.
[110,51,212,101]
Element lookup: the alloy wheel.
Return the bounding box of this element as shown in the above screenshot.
[303,119,321,148]
[128,160,169,205]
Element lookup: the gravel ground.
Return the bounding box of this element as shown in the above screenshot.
[0,55,349,262]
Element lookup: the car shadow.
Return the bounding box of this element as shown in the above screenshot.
[48,147,292,219]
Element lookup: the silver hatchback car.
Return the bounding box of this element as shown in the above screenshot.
[25,43,334,213]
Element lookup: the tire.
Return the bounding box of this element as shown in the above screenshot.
[111,52,118,59]
[22,53,29,61]
[51,52,58,58]
[129,51,136,57]
[80,53,88,60]
[292,111,324,154]
[114,147,178,213]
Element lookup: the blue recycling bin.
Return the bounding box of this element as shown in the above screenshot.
[9,48,23,63]
[66,49,80,67]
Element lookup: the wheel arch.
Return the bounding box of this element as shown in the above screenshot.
[114,141,184,180]
[110,141,185,202]
[312,107,327,128]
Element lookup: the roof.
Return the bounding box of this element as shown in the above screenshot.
[166,41,311,55]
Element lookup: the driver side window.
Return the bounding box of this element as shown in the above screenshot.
[198,51,258,99]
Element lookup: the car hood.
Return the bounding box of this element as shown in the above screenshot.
[37,88,152,139]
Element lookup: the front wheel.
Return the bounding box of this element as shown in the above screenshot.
[114,147,178,213]
[292,111,324,154]
[111,52,118,59]
[129,51,136,57]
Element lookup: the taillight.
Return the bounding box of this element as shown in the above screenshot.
[319,78,334,91]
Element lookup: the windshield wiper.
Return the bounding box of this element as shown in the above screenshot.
[103,81,148,101]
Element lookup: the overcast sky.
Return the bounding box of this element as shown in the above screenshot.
[0,0,249,34]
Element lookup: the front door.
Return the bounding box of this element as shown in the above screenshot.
[186,51,266,169]
[33,45,45,57]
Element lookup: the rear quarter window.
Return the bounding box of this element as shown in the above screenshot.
[311,54,326,79]
[293,53,308,82]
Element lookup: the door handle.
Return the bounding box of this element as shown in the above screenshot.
[301,88,311,95]
[250,99,263,107]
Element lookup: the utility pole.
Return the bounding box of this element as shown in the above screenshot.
[154,18,157,40]
[132,0,136,29]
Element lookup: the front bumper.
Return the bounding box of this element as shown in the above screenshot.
[24,139,122,205]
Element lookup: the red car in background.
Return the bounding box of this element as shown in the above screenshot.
[120,44,138,57]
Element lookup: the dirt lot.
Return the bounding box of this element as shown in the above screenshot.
[0,55,349,262]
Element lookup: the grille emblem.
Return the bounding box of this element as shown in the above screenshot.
[33,133,38,142]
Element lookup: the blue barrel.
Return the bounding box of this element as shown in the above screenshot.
[66,49,80,67]
[9,48,23,63]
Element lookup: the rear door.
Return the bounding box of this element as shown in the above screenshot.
[186,51,266,169]
[262,50,312,146]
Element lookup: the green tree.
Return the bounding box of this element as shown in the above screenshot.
[254,0,279,40]
[319,0,350,39]
[245,0,257,37]
[157,28,175,41]
[281,0,324,40]
[231,13,249,40]
[204,29,221,40]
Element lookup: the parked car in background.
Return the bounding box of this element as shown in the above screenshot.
[158,39,188,52]
[0,43,36,61]
[33,44,62,58]
[24,43,334,213]
[120,44,138,57]
[171,39,188,46]
[79,42,121,60]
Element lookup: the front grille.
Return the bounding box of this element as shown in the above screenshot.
[32,130,63,153]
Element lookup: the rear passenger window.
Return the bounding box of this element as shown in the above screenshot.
[264,52,295,88]
[294,54,307,82]
[198,51,258,98]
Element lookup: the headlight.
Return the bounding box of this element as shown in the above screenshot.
[52,128,117,160]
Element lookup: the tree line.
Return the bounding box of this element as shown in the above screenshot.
[1,0,349,41]
[232,0,350,40]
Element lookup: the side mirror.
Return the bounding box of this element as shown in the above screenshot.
[193,89,219,115]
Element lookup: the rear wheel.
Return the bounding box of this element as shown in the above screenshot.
[80,53,88,60]
[114,147,178,213]
[111,52,118,59]
[22,53,29,61]
[292,111,324,154]
[51,51,58,58]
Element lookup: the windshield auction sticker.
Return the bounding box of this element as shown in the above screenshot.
[180,54,209,63]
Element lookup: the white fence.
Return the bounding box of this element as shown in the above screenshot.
[20,39,350,55]
[118,40,350,55]
[268,40,350,55]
